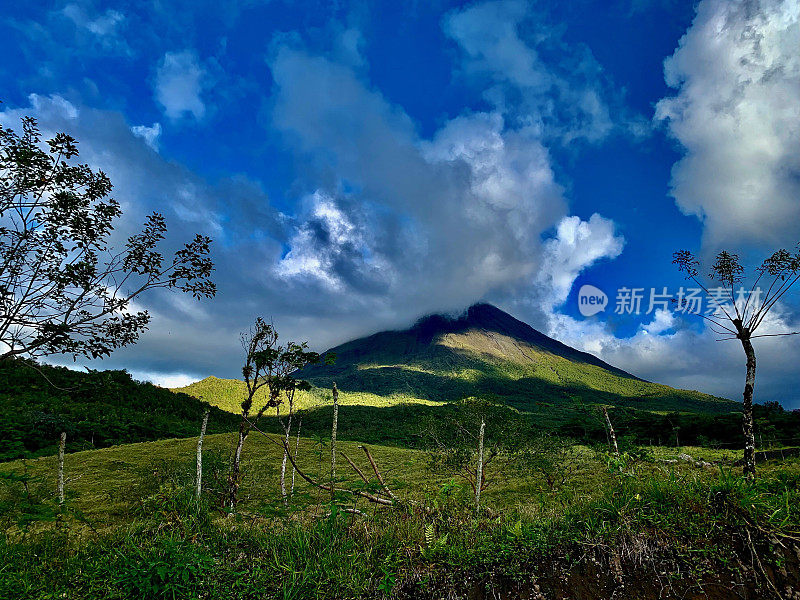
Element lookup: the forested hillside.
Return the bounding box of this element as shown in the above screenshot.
[0,360,238,461]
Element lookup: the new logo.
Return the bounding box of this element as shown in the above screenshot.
[578,284,608,317]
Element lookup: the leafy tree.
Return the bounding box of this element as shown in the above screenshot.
[674,247,800,476]
[0,115,215,362]
[228,317,319,509]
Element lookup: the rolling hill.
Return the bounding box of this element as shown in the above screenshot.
[178,303,735,414]
[0,359,240,461]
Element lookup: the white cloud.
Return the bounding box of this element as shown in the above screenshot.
[63,5,124,36]
[655,0,800,248]
[155,50,207,121]
[129,370,199,388]
[29,93,79,120]
[536,213,625,308]
[269,45,617,323]
[546,301,800,406]
[131,122,162,150]
[277,191,394,291]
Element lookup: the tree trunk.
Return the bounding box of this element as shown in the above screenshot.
[57,432,66,505]
[740,335,757,477]
[196,409,210,500]
[601,407,619,455]
[331,382,339,503]
[291,416,301,496]
[475,418,485,512]
[229,420,249,510]
[280,412,293,505]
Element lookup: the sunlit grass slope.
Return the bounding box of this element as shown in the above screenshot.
[0,430,755,527]
[176,304,735,415]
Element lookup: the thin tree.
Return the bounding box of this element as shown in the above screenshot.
[57,431,66,505]
[276,374,312,505]
[474,418,485,511]
[290,415,302,496]
[423,398,526,501]
[228,318,319,510]
[600,406,619,456]
[330,381,339,503]
[196,407,210,500]
[0,115,215,364]
[674,248,800,477]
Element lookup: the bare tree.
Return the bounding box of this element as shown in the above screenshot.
[57,431,66,505]
[601,406,619,456]
[277,376,311,505]
[0,116,215,363]
[674,247,800,477]
[290,415,302,496]
[244,416,404,510]
[423,399,526,501]
[474,418,485,511]
[330,381,339,502]
[196,407,210,500]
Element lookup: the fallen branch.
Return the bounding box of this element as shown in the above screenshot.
[341,452,370,485]
[243,417,395,507]
[359,445,398,502]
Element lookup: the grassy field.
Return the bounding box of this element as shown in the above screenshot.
[0,426,794,530]
[2,430,800,599]
[173,376,438,416]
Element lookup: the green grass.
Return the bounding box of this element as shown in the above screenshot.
[0,426,789,529]
[1,432,799,599]
[173,376,437,416]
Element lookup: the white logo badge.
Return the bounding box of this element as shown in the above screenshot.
[578,284,608,317]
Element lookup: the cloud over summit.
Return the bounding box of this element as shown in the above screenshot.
[656,0,800,248]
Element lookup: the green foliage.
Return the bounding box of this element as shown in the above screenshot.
[103,533,214,599]
[0,114,214,362]
[1,429,800,599]
[0,359,239,461]
[3,462,799,599]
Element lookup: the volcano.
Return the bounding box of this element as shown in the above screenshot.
[295,303,733,413]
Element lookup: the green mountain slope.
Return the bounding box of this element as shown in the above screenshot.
[0,360,240,461]
[295,303,734,412]
[179,304,734,415]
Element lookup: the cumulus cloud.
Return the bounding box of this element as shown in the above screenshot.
[268,44,622,325]
[155,50,207,121]
[655,0,800,248]
[0,33,628,393]
[276,191,394,293]
[536,213,625,308]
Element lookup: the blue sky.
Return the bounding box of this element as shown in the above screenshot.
[1,0,799,407]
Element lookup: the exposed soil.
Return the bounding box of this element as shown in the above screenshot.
[396,534,800,600]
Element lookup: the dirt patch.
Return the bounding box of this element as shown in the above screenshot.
[396,534,800,599]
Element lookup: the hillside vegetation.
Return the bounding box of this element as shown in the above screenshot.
[0,360,239,461]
